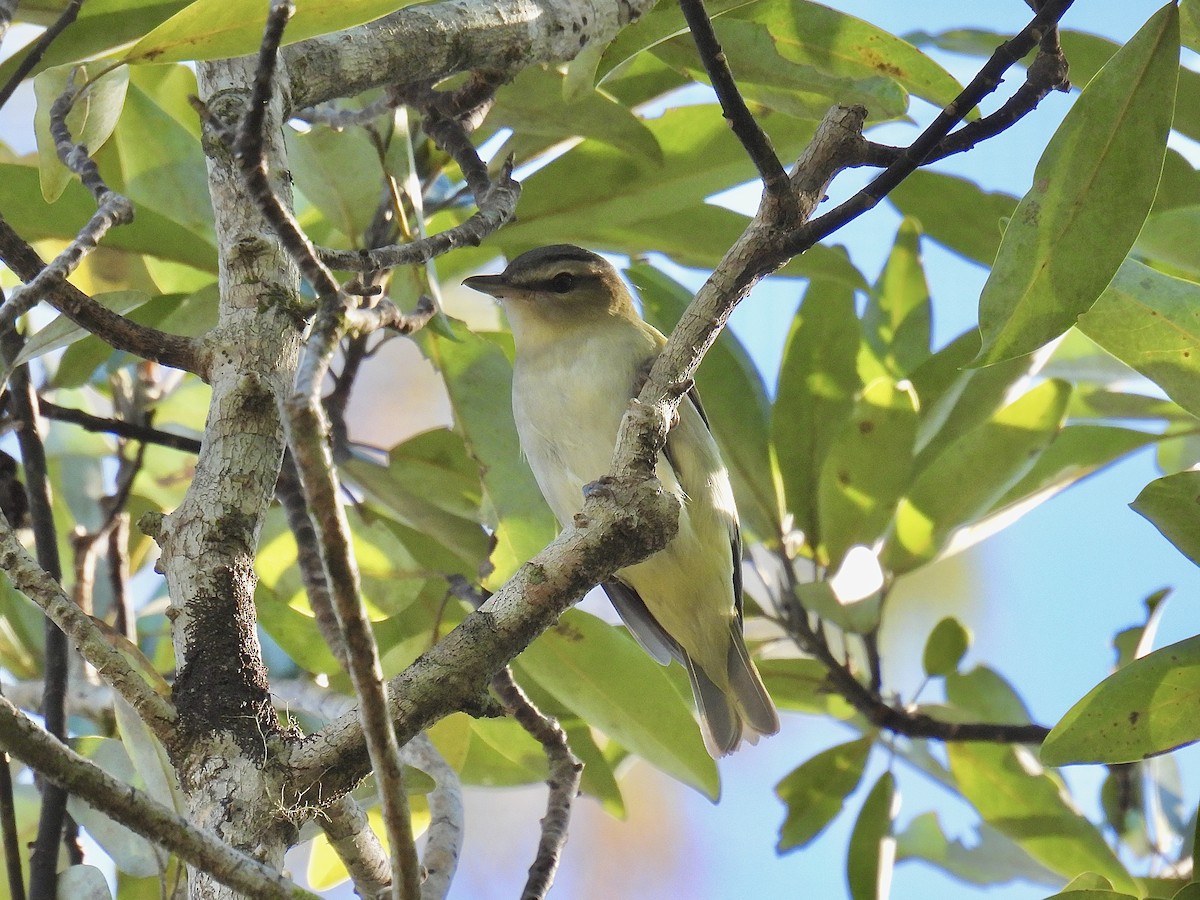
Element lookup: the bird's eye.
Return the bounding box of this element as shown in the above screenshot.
[549,272,575,293]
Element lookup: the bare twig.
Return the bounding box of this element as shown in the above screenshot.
[0,74,135,331]
[679,0,789,198]
[790,0,1075,253]
[404,734,462,900]
[0,326,73,894]
[0,0,83,111]
[0,696,320,900]
[0,216,203,375]
[492,669,581,900]
[37,400,201,453]
[0,690,24,900]
[0,512,177,740]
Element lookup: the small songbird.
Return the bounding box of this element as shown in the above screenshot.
[464,245,779,756]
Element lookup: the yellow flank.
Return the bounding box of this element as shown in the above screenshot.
[464,244,779,757]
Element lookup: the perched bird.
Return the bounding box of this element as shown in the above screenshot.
[464,245,779,756]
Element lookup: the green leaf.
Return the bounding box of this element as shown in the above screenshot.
[1135,205,1200,282]
[1131,471,1200,567]
[847,772,898,900]
[34,62,129,203]
[56,865,113,899]
[0,162,216,271]
[110,65,214,239]
[0,0,190,86]
[421,324,559,587]
[887,170,1017,267]
[975,4,1179,364]
[923,617,971,678]
[518,610,719,800]
[881,379,1071,573]
[1077,262,1200,419]
[990,424,1164,520]
[339,428,490,574]
[724,0,965,112]
[650,20,909,122]
[488,66,662,165]
[287,124,384,244]
[630,263,780,540]
[896,812,1060,888]
[947,742,1134,891]
[775,736,872,852]
[491,104,817,252]
[13,290,151,368]
[457,716,548,787]
[758,657,856,718]
[817,378,917,568]
[772,279,862,547]
[1043,636,1200,766]
[945,666,1032,725]
[125,0,422,64]
[863,218,931,378]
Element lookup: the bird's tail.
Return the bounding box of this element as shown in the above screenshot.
[687,625,780,758]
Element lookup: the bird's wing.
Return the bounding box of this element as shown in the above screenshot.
[601,580,681,665]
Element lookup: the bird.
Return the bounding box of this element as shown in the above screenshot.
[463,244,779,756]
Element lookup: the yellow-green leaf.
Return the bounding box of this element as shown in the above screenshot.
[976,3,1179,365]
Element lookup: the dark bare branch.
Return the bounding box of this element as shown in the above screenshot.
[0,0,82,111]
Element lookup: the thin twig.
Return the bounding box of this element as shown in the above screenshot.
[37,399,201,453]
[492,668,581,900]
[0,696,320,900]
[679,0,789,198]
[790,0,1075,253]
[0,73,135,331]
[403,734,462,900]
[0,215,203,375]
[0,326,72,895]
[0,688,25,900]
[0,0,83,111]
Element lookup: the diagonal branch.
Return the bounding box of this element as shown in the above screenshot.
[0,696,319,900]
[679,0,789,199]
[0,215,204,375]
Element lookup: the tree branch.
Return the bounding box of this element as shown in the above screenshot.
[0,216,204,375]
[37,400,202,454]
[0,0,82,111]
[492,669,581,900]
[281,0,658,112]
[317,796,392,900]
[679,0,789,199]
[0,696,320,900]
[790,0,1075,253]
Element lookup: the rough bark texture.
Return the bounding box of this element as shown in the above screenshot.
[156,54,305,899]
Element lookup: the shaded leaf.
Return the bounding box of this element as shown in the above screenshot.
[923,617,971,678]
[287,124,384,244]
[947,742,1134,890]
[519,610,719,800]
[126,0,421,64]
[772,279,862,547]
[887,170,1017,266]
[34,62,129,203]
[896,812,1060,887]
[976,4,1179,364]
[421,324,558,586]
[776,736,872,852]
[863,218,931,378]
[1135,205,1200,282]
[14,290,151,368]
[1131,471,1200,567]
[847,773,898,900]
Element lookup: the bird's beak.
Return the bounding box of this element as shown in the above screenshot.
[462,274,512,299]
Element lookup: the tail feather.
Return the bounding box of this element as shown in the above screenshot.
[686,628,780,758]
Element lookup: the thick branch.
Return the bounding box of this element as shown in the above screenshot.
[282,0,658,112]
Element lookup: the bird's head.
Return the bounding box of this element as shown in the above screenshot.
[462,245,636,330]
